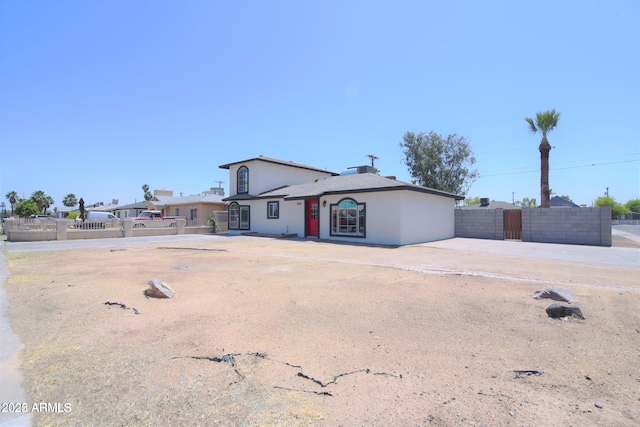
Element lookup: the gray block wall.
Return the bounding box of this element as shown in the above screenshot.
[454,208,504,240]
[521,207,611,246]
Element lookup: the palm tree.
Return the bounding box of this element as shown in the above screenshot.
[525,109,560,208]
[30,190,49,214]
[142,184,152,201]
[63,193,78,207]
[43,195,54,214]
[520,197,537,208]
[5,191,19,215]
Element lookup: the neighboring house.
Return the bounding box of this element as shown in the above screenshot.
[57,201,122,218]
[146,189,228,227]
[219,155,463,245]
[113,201,149,219]
[548,196,580,208]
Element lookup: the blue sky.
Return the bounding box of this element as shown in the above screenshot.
[1,0,638,211]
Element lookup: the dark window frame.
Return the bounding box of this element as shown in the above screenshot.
[329,197,366,238]
[237,166,249,194]
[267,201,279,219]
[229,202,250,230]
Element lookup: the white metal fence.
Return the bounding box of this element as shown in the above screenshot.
[78,219,122,230]
[5,218,58,231]
[131,219,181,229]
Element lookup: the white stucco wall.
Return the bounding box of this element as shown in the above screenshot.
[226,161,334,197]
[318,192,399,245]
[398,191,455,244]
[315,190,455,245]
[243,199,305,236]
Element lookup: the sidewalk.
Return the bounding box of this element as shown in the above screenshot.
[419,237,639,268]
[0,242,31,427]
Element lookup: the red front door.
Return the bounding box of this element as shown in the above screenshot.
[306,199,319,237]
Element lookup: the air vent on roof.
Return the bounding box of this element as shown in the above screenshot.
[480,198,490,207]
[340,165,375,175]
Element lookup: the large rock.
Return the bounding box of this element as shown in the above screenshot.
[532,286,576,303]
[145,279,175,298]
[546,303,585,320]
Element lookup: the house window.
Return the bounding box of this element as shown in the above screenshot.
[229,203,239,229]
[239,205,250,229]
[189,207,197,221]
[330,198,366,237]
[175,207,180,216]
[229,202,250,230]
[237,166,249,194]
[267,201,279,219]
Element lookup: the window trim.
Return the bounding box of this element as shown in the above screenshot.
[329,197,366,238]
[237,166,249,194]
[267,201,279,219]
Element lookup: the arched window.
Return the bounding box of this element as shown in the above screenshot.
[237,166,249,194]
[330,198,366,237]
[229,202,250,230]
[229,203,239,229]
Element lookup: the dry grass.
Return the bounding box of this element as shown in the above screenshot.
[21,339,323,426]
[4,237,640,426]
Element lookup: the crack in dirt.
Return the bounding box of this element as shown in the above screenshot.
[158,247,229,252]
[174,351,402,396]
[273,385,333,396]
[103,301,140,315]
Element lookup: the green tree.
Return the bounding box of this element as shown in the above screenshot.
[63,193,78,207]
[519,197,537,208]
[400,131,479,195]
[30,190,50,214]
[594,196,628,219]
[142,184,152,201]
[625,198,640,213]
[560,195,573,202]
[14,199,40,217]
[525,109,560,208]
[5,191,19,215]
[465,196,481,206]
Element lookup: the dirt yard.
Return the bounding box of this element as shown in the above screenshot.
[3,236,640,426]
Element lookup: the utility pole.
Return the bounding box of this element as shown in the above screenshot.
[365,154,379,168]
[215,180,225,189]
[512,192,515,204]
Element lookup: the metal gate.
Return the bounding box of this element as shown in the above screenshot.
[504,209,522,239]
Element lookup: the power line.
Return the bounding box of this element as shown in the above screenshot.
[480,159,639,177]
[480,153,639,174]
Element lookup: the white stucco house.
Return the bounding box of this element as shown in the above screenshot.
[219,155,464,246]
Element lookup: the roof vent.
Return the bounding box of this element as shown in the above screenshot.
[480,198,490,207]
[341,165,375,175]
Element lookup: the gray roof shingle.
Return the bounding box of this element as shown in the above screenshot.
[253,173,463,200]
[218,155,339,176]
